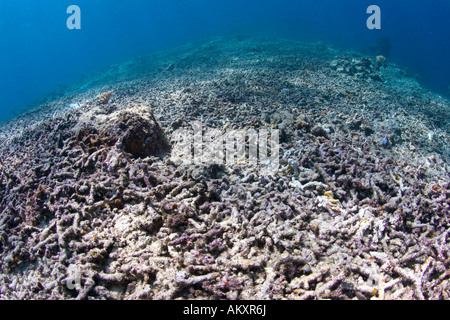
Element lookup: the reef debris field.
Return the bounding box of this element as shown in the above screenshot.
[0,37,449,300]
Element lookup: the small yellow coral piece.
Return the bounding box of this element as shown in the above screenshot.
[324,191,333,199]
[323,191,340,205]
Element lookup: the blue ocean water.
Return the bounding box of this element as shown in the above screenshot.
[0,0,449,122]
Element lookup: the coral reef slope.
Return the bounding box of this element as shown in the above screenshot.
[0,37,449,300]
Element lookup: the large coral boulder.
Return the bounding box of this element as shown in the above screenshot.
[73,102,170,158]
[117,110,170,158]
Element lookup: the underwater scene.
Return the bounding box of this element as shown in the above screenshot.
[0,0,449,301]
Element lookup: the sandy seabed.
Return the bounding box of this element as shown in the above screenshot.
[0,37,449,300]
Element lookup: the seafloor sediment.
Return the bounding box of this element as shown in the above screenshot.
[0,37,449,300]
